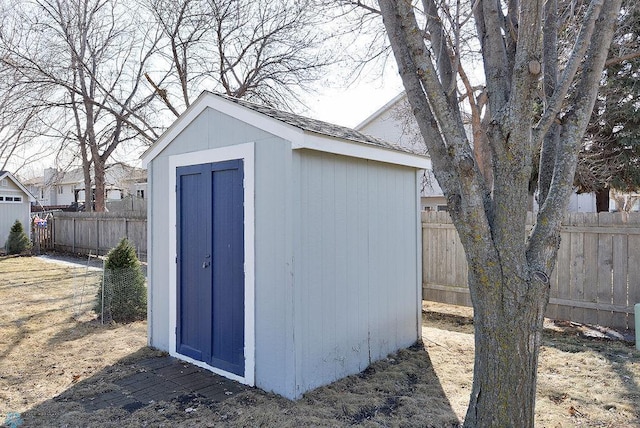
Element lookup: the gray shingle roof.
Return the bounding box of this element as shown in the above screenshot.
[215,93,425,157]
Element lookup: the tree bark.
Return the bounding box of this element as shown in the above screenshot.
[464,269,550,427]
[377,0,622,426]
[93,156,106,212]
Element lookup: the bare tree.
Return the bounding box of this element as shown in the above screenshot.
[144,0,336,114]
[1,0,162,211]
[340,0,623,425]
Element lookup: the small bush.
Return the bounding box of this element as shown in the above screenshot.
[94,238,146,323]
[5,220,32,255]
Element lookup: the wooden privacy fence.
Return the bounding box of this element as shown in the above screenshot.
[422,211,640,330]
[50,212,147,261]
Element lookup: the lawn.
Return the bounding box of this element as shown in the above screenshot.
[1,256,638,427]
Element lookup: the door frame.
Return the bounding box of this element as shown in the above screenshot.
[168,142,255,386]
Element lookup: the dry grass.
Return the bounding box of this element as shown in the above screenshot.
[2,256,639,427]
[0,256,147,422]
[423,305,640,427]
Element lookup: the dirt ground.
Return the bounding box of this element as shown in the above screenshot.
[1,256,639,427]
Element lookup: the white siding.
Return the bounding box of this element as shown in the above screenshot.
[0,179,31,248]
[292,150,420,396]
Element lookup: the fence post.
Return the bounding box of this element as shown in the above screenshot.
[72,217,76,253]
[96,217,100,256]
[634,303,640,351]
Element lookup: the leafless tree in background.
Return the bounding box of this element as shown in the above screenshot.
[144,0,337,114]
[1,0,162,211]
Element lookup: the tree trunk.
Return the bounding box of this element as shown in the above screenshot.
[464,270,550,427]
[595,188,610,212]
[93,158,106,212]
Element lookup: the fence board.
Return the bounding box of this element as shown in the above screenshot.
[627,214,640,329]
[596,215,614,327]
[556,225,572,321]
[422,211,640,330]
[612,231,628,328]
[582,216,600,325]
[569,226,585,323]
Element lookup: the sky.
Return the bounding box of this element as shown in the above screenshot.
[306,75,404,129]
[13,68,406,179]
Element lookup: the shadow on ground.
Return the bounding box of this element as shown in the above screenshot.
[22,343,460,427]
[424,308,640,425]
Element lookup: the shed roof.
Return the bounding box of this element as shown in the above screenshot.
[224,95,415,154]
[0,171,36,202]
[141,91,429,169]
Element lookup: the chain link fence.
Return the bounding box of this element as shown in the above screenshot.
[96,266,147,324]
[68,253,147,323]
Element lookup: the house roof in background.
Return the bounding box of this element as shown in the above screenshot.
[0,170,36,202]
[24,164,146,189]
[142,91,429,169]
[355,92,407,131]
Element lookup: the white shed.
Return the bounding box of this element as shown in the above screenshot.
[141,92,429,399]
[0,171,35,250]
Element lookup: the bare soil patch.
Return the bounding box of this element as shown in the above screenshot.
[2,256,639,427]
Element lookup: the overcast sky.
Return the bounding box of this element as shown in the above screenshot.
[307,74,404,128]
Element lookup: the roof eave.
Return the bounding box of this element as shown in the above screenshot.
[296,131,430,170]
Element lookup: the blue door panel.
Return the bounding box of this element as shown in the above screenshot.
[177,165,212,361]
[177,160,244,376]
[210,162,244,375]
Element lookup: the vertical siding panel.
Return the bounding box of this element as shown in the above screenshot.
[367,163,383,361]
[303,153,324,388]
[252,141,296,396]
[389,168,401,351]
[150,156,170,350]
[355,159,370,369]
[333,156,349,379]
[380,167,394,353]
[345,159,363,372]
[320,154,336,382]
[400,167,419,345]
[292,152,303,395]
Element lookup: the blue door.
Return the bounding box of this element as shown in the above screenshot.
[177,160,245,376]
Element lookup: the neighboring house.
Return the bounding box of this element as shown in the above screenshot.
[356,93,447,211]
[142,91,428,399]
[24,164,147,209]
[0,171,35,249]
[357,93,633,213]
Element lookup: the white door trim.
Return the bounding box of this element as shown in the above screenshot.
[168,143,255,386]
